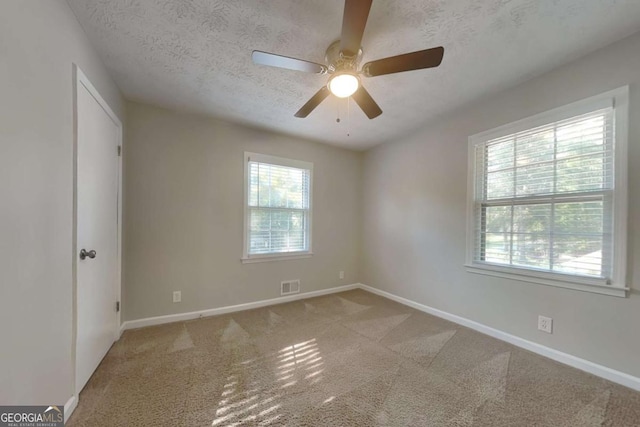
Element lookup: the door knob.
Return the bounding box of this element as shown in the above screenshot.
[79,249,97,260]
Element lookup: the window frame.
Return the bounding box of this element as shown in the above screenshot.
[242,152,313,264]
[465,87,629,297]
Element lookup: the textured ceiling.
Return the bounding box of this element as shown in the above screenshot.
[67,0,640,150]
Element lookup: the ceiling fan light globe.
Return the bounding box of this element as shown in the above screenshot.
[329,73,359,98]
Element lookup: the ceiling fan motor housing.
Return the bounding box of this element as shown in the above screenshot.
[251,0,443,119]
[325,40,362,74]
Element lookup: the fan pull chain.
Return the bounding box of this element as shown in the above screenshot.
[336,95,341,123]
[347,96,351,137]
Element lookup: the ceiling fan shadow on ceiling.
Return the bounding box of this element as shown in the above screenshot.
[251,0,444,120]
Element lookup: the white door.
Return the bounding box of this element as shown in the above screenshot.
[76,74,121,393]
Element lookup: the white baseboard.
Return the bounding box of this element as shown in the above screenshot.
[64,394,77,423]
[115,281,640,391]
[358,283,640,392]
[120,283,359,333]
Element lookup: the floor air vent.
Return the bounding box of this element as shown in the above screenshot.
[281,280,300,296]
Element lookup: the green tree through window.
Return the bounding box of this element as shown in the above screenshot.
[245,154,312,257]
[476,109,613,278]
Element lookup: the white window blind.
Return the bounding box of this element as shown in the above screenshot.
[246,155,311,257]
[472,107,615,279]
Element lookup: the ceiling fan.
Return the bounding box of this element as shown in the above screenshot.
[251,0,444,120]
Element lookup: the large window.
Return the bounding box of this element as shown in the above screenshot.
[466,88,628,297]
[242,152,312,263]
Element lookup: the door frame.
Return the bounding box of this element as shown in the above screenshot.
[72,64,123,400]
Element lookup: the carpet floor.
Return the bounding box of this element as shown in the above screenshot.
[67,289,640,426]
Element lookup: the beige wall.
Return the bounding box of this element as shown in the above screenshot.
[0,1,124,405]
[362,31,640,378]
[123,102,362,321]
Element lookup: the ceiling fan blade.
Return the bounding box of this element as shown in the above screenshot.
[295,87,330,118]
[362,46,444,77]
[351,85,382,119]
[252,51,327,74]
[339,0,372,57]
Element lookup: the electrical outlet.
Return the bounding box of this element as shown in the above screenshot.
[173,291,181,303]
[538,315,553,334]
[339,271,345,279]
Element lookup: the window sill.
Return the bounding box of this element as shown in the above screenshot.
[241,252,313,264]
[465,262,628,298]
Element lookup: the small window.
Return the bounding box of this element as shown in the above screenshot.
[466,88,629,297]
[242,152,313,263]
